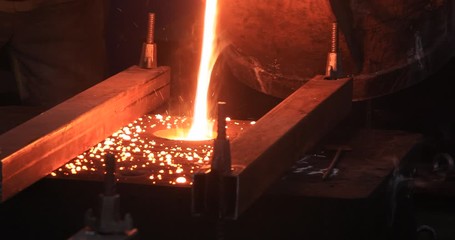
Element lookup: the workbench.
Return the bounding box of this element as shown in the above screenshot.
[270,128,422,199]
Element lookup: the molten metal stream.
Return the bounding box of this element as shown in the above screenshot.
[187,0,219,140]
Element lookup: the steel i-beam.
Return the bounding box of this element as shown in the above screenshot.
[193,76,353,219]
[0,66,170,202]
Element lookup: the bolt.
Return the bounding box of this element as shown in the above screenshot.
[139,12,157,68]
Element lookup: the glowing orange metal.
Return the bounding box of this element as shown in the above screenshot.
[187,0,219,140]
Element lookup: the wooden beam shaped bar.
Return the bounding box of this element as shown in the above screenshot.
[219,76,352,219]
[0,66,170,202]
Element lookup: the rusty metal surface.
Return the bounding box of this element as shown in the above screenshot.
[0,66,170,202]
[218,0,338,99]
[193,76,353,219]
[218,0,455,100]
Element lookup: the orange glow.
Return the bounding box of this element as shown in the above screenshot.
[176,176,187,184]
[187,0,219,140]
[50,114,254,186]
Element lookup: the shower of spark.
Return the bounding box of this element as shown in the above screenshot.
[49,114,253,186]
[187,0,219,140]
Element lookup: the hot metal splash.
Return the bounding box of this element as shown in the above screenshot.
[49,114,254,187]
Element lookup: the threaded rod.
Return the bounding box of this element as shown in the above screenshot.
[146,13,155,44]
[330,22,338,53]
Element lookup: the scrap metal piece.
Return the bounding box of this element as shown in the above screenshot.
[193,76,353,219]
[322,145,352,180]
[0,66,170,202]
[432,152,455,178]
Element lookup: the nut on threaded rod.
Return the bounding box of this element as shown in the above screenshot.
[325,21,341,79]
[139,12,157,68]
[74,153,138,239]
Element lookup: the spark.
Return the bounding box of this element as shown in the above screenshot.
[176,177,187,184]
[50,114,252,186]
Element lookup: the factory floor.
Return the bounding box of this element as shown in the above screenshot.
[0,173,453,240]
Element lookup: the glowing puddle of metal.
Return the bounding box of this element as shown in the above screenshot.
[49,114,253,187]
